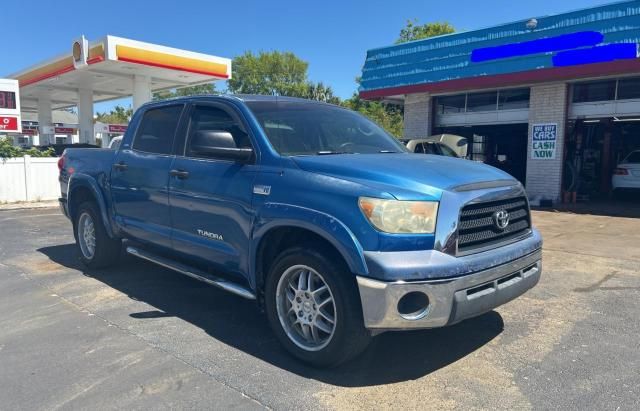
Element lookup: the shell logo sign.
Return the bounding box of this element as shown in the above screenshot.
[72,35,89,69]
[0,79,21,133]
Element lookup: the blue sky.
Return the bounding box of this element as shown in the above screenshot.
[2,0,609,113]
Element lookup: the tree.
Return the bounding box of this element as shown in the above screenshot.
[396,20,455,44]
[303,82,341,105]
[95,105,133,124]
[228,50,344,106]
[153,83,216,100]
[342,93,404,137]
[0,137,55,160]
[228,51,309,97]
[352,19,456,136]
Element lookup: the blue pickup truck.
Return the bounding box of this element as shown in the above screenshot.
[59,95,542,367]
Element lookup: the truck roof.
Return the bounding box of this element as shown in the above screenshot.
[140,94,334,109]
[231,94,320,103]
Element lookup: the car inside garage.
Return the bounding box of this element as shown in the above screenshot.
[565,117,640,201]
[434,123,529,185]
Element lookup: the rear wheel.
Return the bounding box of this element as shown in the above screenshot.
[265,247,371,367]
[74,201,121,268]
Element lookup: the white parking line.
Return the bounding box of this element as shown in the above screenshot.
[0,213,63,223]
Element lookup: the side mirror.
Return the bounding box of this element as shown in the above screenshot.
[190,130,253,162]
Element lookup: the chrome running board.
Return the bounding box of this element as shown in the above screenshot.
[126,246,256,300]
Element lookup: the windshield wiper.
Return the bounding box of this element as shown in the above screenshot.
[317,151,355,155]
[316,150,398,155]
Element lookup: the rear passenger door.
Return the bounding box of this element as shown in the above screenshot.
[111,104,185,249]
[168,102,258,282]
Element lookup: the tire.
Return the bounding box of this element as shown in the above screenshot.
[265,246,371,367]
[73,201,121,268]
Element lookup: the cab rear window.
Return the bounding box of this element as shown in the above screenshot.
[133,105,183,155]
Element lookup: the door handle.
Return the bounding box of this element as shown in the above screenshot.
[170,169,190,179]
[113,162,128,171]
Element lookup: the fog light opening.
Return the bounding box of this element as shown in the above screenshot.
[397,291,430,320]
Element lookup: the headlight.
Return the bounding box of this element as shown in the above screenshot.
[358,197,438,234]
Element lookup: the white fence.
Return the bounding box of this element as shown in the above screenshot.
[0,156,60,203]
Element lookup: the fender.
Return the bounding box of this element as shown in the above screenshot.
[68,172,116,238]
[251,203,369,287]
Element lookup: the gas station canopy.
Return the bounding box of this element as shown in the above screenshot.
[11,35,231,112]
[5,35,231,145]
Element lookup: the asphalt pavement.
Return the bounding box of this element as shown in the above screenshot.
[0,207,639,410]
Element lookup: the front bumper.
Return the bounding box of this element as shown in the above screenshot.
[356,248,541,330]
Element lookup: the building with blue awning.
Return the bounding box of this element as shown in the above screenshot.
[359,0,640,204]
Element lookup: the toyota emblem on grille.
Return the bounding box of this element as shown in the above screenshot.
[493,210,510,230]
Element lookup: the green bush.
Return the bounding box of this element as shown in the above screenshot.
[0,137,56,160]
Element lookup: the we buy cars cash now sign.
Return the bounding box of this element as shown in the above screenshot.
[531,123,557,160]
[0,79,21,133]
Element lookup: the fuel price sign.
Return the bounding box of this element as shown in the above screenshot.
[0,79,21,133]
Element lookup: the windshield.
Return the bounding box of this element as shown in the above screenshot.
[246,101,406,155]
[438,143,458,157]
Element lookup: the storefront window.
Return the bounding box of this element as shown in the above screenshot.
[436,94,466,114]
[572,80,616,103]
[466,91,498,112]
[471,134,487,162]
[498,88,530,110]
[617,77,640,100]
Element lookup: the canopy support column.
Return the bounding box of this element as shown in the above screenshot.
[133,75,152,111]
[37,95,53,146]
[78,87,94,144]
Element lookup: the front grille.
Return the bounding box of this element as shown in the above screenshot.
[457,196,531,254]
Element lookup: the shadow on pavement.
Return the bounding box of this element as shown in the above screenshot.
[38,243,503,387]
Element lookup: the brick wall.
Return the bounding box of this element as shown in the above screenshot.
[526,83,568,204]
[403,92,432,139]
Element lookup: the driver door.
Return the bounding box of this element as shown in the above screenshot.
[168,102,258,281]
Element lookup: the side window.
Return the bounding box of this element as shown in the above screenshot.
[414,143,425,153]
[186,105,251,158]
[132,105,183,155]
[423,142,438,155]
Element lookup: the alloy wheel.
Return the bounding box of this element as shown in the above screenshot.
[275,264,337,351]
[77,212,96,259]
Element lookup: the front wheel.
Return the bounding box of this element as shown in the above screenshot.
[265,247,371,367]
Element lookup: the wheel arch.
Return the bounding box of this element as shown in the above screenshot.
[252,205,368,296]
[68,174,115,238]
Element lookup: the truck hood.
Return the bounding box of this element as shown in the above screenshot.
[292,153,517,200]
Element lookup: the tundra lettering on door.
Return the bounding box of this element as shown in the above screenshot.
[197,229,224,242]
